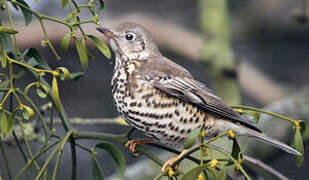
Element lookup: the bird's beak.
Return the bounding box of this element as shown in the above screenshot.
[96,27,115,38]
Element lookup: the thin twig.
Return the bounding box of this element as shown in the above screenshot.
[69,137,77,180]
[10,92,27,162]
[0,137,12,180]
[35,131,73,180]
[14,138,63,180]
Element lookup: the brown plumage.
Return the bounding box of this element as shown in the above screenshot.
[96,22,300,161]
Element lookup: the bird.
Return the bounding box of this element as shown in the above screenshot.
[96,22,300,172]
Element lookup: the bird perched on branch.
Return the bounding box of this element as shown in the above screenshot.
[96,22,300,172]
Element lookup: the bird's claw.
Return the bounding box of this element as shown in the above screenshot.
[125,140,140,156]
[125,139,155,157]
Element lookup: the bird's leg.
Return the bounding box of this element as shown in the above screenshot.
[125,139,155,156]
[161,149,190,172]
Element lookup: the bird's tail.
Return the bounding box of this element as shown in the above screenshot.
[240,126,301,155]
[216,120,301,155]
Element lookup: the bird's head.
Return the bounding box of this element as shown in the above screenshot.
[97,22,160,61]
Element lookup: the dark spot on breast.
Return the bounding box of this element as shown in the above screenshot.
[130,102,137,107]
[183,118,187,123]
[174,110,180,116]
[180,117,183,122]
[141,93,154,99]
[156,130,163,134]
[159,124,166,128]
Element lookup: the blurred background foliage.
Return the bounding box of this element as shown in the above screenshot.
[0,0,309,179]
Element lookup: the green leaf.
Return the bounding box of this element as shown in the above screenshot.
[60,33,71,51]
[92,155,104,180]
[68,72,84,81]
[181,165,206,180]
[52,76,62,112]
[183,127,201,149]
[74,37,88,70]
[7,109,17,136]
[0,26,18,34]
[82,37,94,59]
[231,138,241,160]
[37,88,47,98]
[0,16,13,52]
[246,111,260,124]
[61,0,69,8]
[299,120,306,136]
[16,0,33,25]
[98,0,105,13]
[65,13,73,23]
[56,67,70,81]
[39,84,50,97]
[95,142,126,178]
[0,74,9,100]
[292,129,304,167]
[24,48,51,70]
[0,110,8,138]
[22,105,34,120]
[87,35,111,59]
[0,33,13,52]
[1,48,6,68]
[215,168,227,180]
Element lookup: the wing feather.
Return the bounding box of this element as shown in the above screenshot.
[136,56,260,132]
[153,76,260,132]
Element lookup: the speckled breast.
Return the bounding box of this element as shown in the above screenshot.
[111,61,218,149]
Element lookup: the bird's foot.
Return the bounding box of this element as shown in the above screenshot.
[125,139,154,156]
[161,149,190,172]
[161,157,182,172]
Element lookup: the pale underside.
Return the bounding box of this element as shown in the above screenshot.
[112,64,220,149]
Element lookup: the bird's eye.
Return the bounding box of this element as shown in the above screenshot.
[125,33,135,41]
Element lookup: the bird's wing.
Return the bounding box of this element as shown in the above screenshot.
[137,57,260,132]
[153,76,260,131]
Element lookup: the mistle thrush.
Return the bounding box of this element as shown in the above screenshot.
[96,22,300,171]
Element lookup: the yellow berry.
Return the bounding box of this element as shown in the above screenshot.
[168,167,175,177]
[209,159,218,170]
[198,174,204,180]
[228,130,235,139]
